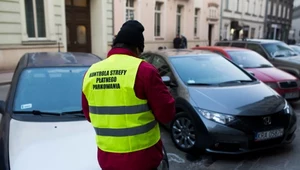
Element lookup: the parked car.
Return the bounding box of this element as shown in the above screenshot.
[141,49,297,154]
[192,46,300,101]
[289,45,300,54]
[215,39,300,79]
[0,52,169,170]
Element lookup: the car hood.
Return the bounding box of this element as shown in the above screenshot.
[9,119,101,170]
[245,67,296,82]
[276,56,300,63]
[188,83,284,116]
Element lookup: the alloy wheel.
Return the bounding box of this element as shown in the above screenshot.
[172,117,196,149]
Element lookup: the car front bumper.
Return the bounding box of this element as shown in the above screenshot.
[197,110,297,154]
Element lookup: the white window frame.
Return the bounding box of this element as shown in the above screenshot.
[154,2,162,37]
[176,5,183,36]
[125,0,135,21]
[194,8,200,37]
[21,0,49,41]
[246,0,250,13]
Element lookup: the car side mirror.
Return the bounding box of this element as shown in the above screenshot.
[248,71,255,76]
[0,100,5,114]
[162,76,171,86]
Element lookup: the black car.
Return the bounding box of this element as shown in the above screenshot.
[141,49,297,154]
[215,39,300,79]
[0,52,168,170]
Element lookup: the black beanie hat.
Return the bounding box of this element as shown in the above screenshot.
[113,20,145,52]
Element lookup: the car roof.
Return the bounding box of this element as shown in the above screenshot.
[217,39,282,44]
[144,49,215,59]
[193,46,250,51]
[23,52,102,68]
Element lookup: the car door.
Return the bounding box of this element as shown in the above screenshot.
[151,55,179,97]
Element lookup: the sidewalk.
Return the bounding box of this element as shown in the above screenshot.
[0,72,13,85]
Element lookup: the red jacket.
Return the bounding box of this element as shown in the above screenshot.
[82,48,176,170]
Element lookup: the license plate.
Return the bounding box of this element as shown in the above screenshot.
[255,128,284,141]
[285,92,299,99]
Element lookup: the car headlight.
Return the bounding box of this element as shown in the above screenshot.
[198,109,235,124]
[265,82,278,89]
[283,99,291,114]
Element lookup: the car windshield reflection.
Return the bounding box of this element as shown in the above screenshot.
[169,55,254,85]
[13,67,88,113]
[227,51,273,68]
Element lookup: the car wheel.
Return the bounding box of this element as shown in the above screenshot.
[170,112,198,152]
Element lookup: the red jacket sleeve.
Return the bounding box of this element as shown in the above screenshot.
[82,72,90,122]
[82,92,90,122]
[143,64,176,124]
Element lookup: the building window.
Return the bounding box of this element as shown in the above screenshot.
[251,28,256,38]
[267,1,271,15]
[194,8,200,37]
[225,0,229,10]
[246,0,250,13]
[253,0,256,15]
[154,2,162,37]
[176,5,183,35]
[25,0,46,38]
[287,8,290,19]
[259,0,263,16]
[278,4,282,18]
[224,24,228,39]
[273,3,276,16]
[236,0,240,12]
[126,0,135,21]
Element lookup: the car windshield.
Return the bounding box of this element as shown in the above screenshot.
[13,67,87,113]
[169,55,253,85]
[290,46,300,54]
[262,42,298,57]
[227,50,273,68]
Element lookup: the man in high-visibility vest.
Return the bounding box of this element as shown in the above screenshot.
[82,20,176,170]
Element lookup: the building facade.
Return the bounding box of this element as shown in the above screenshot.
[0,0,113,72]
[291,0,300,43]
[220,0,266,41]
[113,0,221,50]
[264,0,294,42]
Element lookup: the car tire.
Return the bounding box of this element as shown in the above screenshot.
[170,112,198,153]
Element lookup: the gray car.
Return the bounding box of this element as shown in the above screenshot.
[215,39,300,79]
[141,49,297,154]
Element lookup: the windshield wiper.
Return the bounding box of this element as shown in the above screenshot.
[218,80,255,85]
[60,110,85,117]
[14,110,61,116]
[257,64,273,68]
[14,110,85,117]
[187,83,218,86]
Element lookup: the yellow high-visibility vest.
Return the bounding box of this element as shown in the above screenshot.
[82,54,160,153]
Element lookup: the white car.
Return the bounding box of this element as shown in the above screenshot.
[0,52,102,170]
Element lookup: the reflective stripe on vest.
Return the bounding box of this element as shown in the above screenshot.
[94,120,157,136]
[82,54,161,153]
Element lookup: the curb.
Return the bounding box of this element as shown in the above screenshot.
[0,81,11,86]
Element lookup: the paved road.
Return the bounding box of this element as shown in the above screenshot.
[1,85,300,170]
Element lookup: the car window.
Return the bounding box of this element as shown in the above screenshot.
[215,42,230,46]
[13,67,88,113]
[169,55,252,85]
[140,53,153,63]
[290,46,300,54]
[152,56,172,77]
[246,44,268,58]
[231,43,246,48]
[227,50,273,68]
[262,43,298,57]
